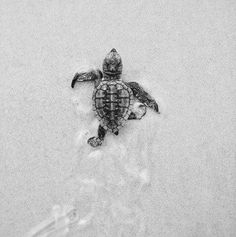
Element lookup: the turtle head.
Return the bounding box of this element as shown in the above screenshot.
[102,48,123,79]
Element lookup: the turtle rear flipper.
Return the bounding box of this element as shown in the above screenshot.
[128,103,147,120]
[88,125,106,148]
[87,137,103,147]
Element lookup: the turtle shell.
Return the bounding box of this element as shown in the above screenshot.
[92,80,134,133]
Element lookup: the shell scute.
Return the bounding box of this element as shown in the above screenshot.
[93,80,133,132]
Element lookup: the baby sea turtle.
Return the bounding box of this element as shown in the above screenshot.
[71,48,160,147]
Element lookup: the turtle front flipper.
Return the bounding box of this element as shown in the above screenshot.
[88,125,107,147]
[126,82,160,114]
[71,69,103,88]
